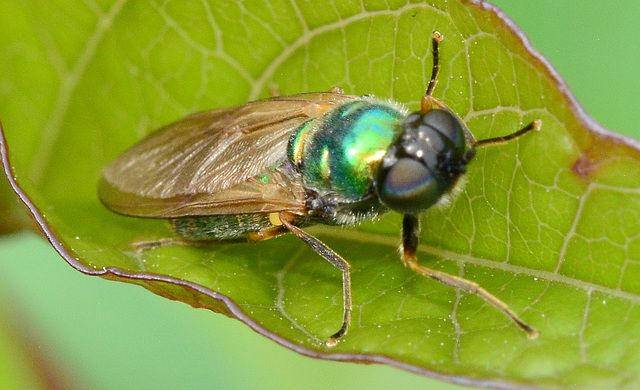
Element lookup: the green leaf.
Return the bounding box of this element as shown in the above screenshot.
[1,1,639,388]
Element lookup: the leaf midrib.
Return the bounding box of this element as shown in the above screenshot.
[28,0,128,184]
[316,226,640,304]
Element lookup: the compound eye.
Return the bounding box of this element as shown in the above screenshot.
[421,110,466,151]
[377,158,441,214]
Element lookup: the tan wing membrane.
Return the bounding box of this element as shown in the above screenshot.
[98,167,308,218]
[100,93,355,218]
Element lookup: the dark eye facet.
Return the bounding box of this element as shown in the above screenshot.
[420,109,466,151]
[377,157,440,214]
[375,109,469,215]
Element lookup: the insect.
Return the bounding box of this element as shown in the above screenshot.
[99,32,540,346]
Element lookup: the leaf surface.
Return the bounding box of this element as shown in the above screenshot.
[1,1,639,388]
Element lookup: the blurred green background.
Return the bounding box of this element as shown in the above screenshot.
[1,1,639,389]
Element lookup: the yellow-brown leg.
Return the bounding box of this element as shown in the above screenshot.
[131,238,227,252]
[247,225,288,242]
[279,213,352,346]
[402,215,538,339]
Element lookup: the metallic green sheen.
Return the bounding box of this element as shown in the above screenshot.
[170,214,271,240]
[288,100,403,199]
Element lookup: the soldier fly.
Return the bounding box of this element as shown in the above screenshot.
[100,32,540,346]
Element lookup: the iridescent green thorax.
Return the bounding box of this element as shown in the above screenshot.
[288,99,405,199]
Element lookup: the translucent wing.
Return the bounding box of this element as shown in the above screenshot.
[100,92,356,218]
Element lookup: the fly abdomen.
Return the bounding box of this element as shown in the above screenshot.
[170,214,272,240]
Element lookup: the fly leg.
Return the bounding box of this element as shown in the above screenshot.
[401,214,538,339]
[248,225,288,242]
[278,213,352,346]
[131,238,230,252]
[421,31,444,112]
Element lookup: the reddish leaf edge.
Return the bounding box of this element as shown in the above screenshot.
[1,1,638,389]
